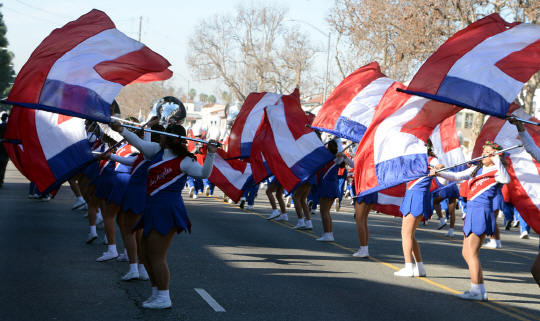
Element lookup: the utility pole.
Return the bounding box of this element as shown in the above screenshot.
[138,16,142,42]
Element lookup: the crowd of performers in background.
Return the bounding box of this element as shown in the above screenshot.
[4,107,540,306]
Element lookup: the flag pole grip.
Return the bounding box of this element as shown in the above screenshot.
[435,144,522,173]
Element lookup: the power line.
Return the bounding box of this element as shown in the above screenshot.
[3,7,63,26]
[15,0,74,20]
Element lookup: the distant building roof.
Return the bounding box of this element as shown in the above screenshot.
[203,103,216,108]
[304,95,323,105]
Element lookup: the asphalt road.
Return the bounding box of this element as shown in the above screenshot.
[1,163,539,321]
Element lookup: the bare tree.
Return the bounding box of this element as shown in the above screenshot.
[187,2,318,101]
[115,80,183,119]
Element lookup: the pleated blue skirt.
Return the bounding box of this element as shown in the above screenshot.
[400,190,431,218]
[492,194,505,212]
[318,179,340,199]
[122,183,147,215]
[83,161,99,180]
[107,172,130,205]
[439,184,459,199]
[356,192,378,205]
[94,174,116,200]
[135,192,191,237]
[463,201,496,237]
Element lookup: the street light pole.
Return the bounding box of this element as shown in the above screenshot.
[284,18,330,102]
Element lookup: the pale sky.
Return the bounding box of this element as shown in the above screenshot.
[3,0,334,99]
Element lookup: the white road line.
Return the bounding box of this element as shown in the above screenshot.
[194,288,226,312]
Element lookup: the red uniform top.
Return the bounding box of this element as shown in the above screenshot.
[459,180,469,198]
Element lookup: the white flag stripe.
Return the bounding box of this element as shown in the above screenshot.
[267,104,323,168]
[340,77,395,126]
[47,29,143,104]
[374,95,430,164]
[447,23,540,103]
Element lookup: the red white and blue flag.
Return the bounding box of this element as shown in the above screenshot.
[3,10,172,194]
[472,104,540,234]
[250,93,334,192]
[353,83,459,197]
[5,9,172,122]
[311,62,395,142]
[403,13,540,118]
[227,90,298,159]
[430,115,466,172]
[204,148,254,203]
[372,184,406,218]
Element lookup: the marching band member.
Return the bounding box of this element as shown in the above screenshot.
[266,176,288,221]
[110,120,217,310]
[353,189,378,258]
[317,138,353,242]
[395,144,444,277]
[430,141,510,300]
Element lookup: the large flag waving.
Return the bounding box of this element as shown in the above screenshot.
[227,90,298,159]
[430,115,466,171]
[203,147,253,203]
[251,93,334,192]
[472,104,540,234]
[5,9,172,123]
[354,83,460,197]
[311,62,395,142]
[403,13,540,118]
[3,9,172,194]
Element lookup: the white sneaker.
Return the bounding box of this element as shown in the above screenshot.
[286,196,292,208]
[96,217,104,226]
[301,223,313,230]
[247,205,254,210]
[223,195,229,202]
[394,268,414,277]
[414,267,426,277]
[512,220,520,228]
[79,204,88,211]
[102,235,108,245]
[520,231,530,239]
[353,249,369,258]
[189,186,195,198]
[293,223,306,230]
[462,213,466,220]
[41,195,51,202]
[239,197,246,209]
[457,290,488,301]
[117,252,129,262]
[228,199,234,204]
[86,232,98,244]
[83,212,89,218]
[33,193,40,199]
[138,270,149,280]
[96,251,118,261]
[437,220,447,230]
[143,298,172,309]
[143,295,157,305]
[445,230,454,237]
[267,210,281,220]
[482,241,498,249]
[316,234,334,242]
[28,194,33,199]
[204,186,210,196]
[193,194,198,199]
[121,271,139,281]
[71,199,86,210]
[274,215,288,222]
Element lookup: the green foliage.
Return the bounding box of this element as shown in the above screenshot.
[188,88,197,100]
[0,5,15,98]
[208,95,216,103]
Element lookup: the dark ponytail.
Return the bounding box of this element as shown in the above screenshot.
[165,123,196,161]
